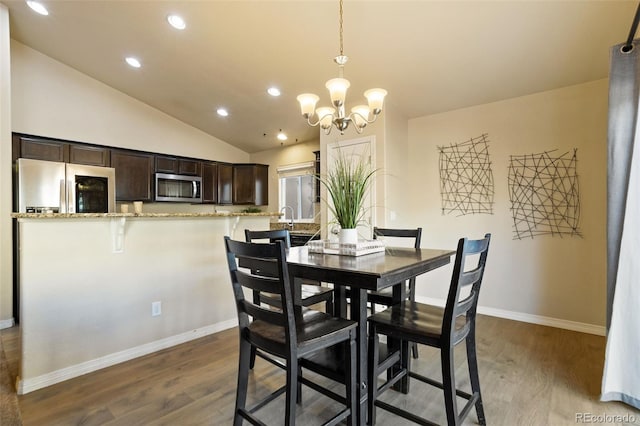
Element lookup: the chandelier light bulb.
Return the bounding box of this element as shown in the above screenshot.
[315,107,336,130]
[364,88,388,114]
[325,78,350,108]
[296,94,320,118]
[351,105,370,129]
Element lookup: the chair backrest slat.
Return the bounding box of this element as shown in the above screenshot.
[454,292,477,318]
[458,265,485,289]
[237,256,280,279]
[443,233,491,345]
[235,269,282,294]
[373,227,422,249]
[242,300,287,326]
[245,229,291,248]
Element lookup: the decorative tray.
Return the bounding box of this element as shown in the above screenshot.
[307,239,386,256]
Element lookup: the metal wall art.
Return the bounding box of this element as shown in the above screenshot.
[508,149,581,239]
[438,134,495,216]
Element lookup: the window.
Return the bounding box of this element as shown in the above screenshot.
[277,162,316,222]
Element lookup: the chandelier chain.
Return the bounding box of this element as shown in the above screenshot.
[339,0,344,56]
[296,0,386,135]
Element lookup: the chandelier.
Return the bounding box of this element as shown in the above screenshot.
[296,0,387,135]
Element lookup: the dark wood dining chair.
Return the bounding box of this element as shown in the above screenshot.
[224,236,357,426]
[369,227,422,359]
[366,233,491,426]
[245,229,336,369]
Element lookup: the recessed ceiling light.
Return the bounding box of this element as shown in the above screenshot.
[267,87,281,97]
[26,1,49,15]
[167,14,186,30]
[125,57,141,68]
[277,131,288,141]
[217,108,229,117]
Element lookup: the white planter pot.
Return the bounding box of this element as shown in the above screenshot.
[339,228,358,245]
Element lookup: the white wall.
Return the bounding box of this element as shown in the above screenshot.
[10,41,249,162]
[406,80,607,332]
[0,40,254,324]
[0,4,13,328]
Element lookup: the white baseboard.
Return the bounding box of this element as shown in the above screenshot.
[17,317,238,395]
[415,296,606,336]
[0,318,15,329]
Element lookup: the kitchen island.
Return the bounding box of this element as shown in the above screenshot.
[12,212,278,394]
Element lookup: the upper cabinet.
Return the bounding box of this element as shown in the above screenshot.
[155,155,201,176]
[14,135,68,163]
[111,149,154,201]
[201,161,218,203]
[217,163,233,205]
[69,144,110,167]
[12,133,270,206]
[233,164,269,206]
[13,134,110,166]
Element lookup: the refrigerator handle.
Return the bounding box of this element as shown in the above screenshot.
[60,179,67,213]
[67,179,75,213]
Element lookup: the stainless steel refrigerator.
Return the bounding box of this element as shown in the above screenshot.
[17,158,116,213]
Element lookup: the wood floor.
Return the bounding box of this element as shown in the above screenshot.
[1,315,638,425]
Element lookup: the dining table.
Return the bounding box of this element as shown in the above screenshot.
[286,245,455,425]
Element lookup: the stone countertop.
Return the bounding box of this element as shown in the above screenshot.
[12,212,281,219]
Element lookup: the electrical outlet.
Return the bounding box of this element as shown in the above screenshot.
[151,301,162,316]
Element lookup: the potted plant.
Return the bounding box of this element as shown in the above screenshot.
[320,149,376,245]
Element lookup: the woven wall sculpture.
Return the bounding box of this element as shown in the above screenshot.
[508,149,581,239]
[438,133,494,216]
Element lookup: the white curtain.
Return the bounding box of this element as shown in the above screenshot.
[602,39,640,410]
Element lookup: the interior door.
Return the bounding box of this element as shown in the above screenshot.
[326,137,376,240]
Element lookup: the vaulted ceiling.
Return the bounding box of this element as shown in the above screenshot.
[4,1,637,153]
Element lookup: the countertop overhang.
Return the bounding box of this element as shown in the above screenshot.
[12,212,281,219]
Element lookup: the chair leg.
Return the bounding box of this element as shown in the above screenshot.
[441,346,459,426]
[249,346,257,369]
[367,327,379,426]
[466,330,486,425]
[234,338,252,426]
[296,364,302,405]
[285,357,298,426]
[411,341,419,359]
[326,298,334,316]
[346,333,357,426]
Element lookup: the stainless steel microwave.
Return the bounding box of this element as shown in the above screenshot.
[155,173,202,203]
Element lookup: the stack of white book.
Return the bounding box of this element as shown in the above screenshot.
[307,239,386,256]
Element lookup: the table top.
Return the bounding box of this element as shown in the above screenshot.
[287,246,455,291]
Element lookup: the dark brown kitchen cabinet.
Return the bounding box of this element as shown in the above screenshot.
[233,164,268,205]
[217,163,233,205]
[201,161,218,203]
[111,150,154,201]
[14,135,69,162]
[155,155,201,176]
[69,144,110,167]
[13,134,110,166]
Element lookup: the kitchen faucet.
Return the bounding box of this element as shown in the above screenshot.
[281,206,294,230]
